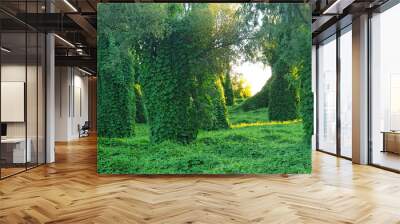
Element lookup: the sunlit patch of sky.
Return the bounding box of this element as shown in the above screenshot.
[228,4,268,96]
[213,3,269,96]
[231,61,271,96]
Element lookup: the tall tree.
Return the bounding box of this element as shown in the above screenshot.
[97,31,136,137]
[268,62,297,121]
[97,3,170,138]
[231,73,252,99]
[135,4,242,142]
[240,77,271,111]
[134,84,147,123]
[223,72,235,106]
[240,4,312,139]
[98,3,252,142]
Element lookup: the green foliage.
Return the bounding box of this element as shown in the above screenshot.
[298,63,313,143]
[97,3,313,175]
[134,84,146,123]
[132,4,240,143]
[231,73,252,99]
[98,3,312,144]
[98,108,310,174]
[240,3,312,140]
[212,78,230,129]
[289,22,313,143]
[235,98,245,104]
[97,31,136,138]
[240,77,272,111]
[195,76,230,130]
[138,33,199,143]
[223,73,234,106]
[268,63,297,121]
[228,106,269,124]
[193,76,215,130]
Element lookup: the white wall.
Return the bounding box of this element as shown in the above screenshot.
[1,63,46,164]
[1,65,26,141]
[55,66,70,141]
[55,67,89,141]
[70,72,89,138]
[1,65,39,138]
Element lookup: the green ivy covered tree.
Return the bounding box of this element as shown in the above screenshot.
[223,72,234,106]
[97,3,262,143]
[240,77,272,111]
[134,84,147,123]
[138,35,199,143]
[97,33,136,137]
[195,75,230,130]
[240,4,312,140]
[268,62,297,121]
[213,77,230,128]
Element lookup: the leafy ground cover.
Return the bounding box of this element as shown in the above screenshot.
[98,107,311,174]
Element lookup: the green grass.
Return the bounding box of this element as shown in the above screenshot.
[98,107,311,174]
[228,106,269,124]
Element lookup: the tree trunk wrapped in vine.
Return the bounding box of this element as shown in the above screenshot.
[268,61,297,121]
[134,84,147,123]
[212,77,230,129]
[97,33,136,138]
[196,75,230,130]
[223,72,234,106]
[138,35,198,143]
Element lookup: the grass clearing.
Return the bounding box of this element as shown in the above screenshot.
[98,107,311,174]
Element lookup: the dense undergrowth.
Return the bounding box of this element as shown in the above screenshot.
[98,107,311,174]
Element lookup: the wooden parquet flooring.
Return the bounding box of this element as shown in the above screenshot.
[1,136,400,223]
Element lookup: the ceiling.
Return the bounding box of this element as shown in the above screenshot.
[0,0,392,74]
[311,0,390,43]
[1,0,97,74]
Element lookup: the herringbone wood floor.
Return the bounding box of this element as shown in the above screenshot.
[1,136,400,224]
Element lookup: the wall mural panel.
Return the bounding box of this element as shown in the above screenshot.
[97,3,313,174]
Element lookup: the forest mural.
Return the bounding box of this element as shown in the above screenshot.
[97,3,312,174]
